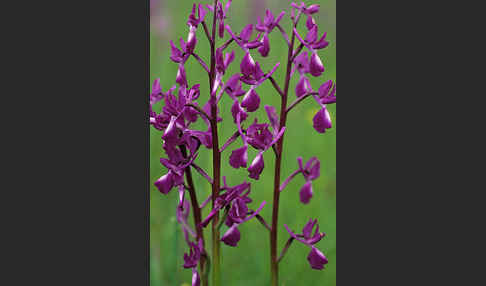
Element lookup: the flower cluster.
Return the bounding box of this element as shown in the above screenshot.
[150,1,335,285]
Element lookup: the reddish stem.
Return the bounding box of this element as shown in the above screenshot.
[208,1,222,285]
[270,19,298,286]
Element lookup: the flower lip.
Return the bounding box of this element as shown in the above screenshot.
[313,107,332,133]
[307,247,328,270]
[221,224,241,247]
[229,145,248,169]
[248,152,265,180]
[299,181,313,204]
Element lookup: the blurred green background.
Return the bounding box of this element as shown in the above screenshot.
[150,0,335,285]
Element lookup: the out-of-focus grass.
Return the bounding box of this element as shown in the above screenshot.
[150,1,335,285]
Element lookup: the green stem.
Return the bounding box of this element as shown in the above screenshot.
[209,1,221,286]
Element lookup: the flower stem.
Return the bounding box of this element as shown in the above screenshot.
[270,19,298,286]
[180,145,208,286]
[209,1,221,286]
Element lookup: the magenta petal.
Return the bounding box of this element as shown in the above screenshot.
[319,81,336,104]
[313,107,332,133]
[256,17,265,32]
[240,52,256,78]
[189,84,200,100]
[176,64,188,87]
[296,76,312,98]
[215,47,225,72]
[241,201,267,223]
[302,218,317,238]
[228,198,249,223]
[294,51,310,75]
[241,89,260,112]
[305,26,318,44]
[200,206,222,228]
[154,172,174,194]
[229,145,248,169]
[306,15,317,30]
[169,40,183,63]
[318,80,332,98]
[226,73,240,91]
[224,0,232,14]
[221,224,241,247]
[198,4,207,21]
[306,158,321,180]
[264,9,275,27]
[313,32,329,50]
[306,226,326,245]
[162,116,179,145]
[306,4,321,15]
[219,20,225,38]
[300,181,313,204]
[258,33,270,57]
[264,105,280,131]
[184,103,199,124]
[186,28,197,54]
[224,50,235,70]
[309,53,325,77]
[240,24,253,42]
[307,247,328,270]
[231,99,248,123]
[192,269,200,286]
[248,152,265,180]
[150,78,163,104]
[284,223,301,241]
[177,199,191,223]
[246,40,263,49]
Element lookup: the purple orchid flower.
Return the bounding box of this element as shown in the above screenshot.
[280,156,320,204]
[312,107,332,133]
[318,80,336,104]
[240,54,280,86]
[226,24,262,51]
[216,48,235,75]
[183,237,205,286]
[311,81,336,133]
[284,219,328,270]
[225,73,247,98]
[234,57,279,116]
[294,26,329,77]
[254,10,286,57]
[306,14,317,30]
[170,39,189,64]
[185,4,207,54]
[225,58,279,123]
[229,111,285,179]
[188,3,207,28]
[292,50,310,76]
[229,144,248,169]
[155,144,197,206]
[200,180,251,228]
[295,75,313,98]
[291,2,320,15]
[197,177,268,247]
[248,151,265,180]
[183,240,201,268]
[221,200,266,247]
[150,80,178,131]
[256,10,286,34]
